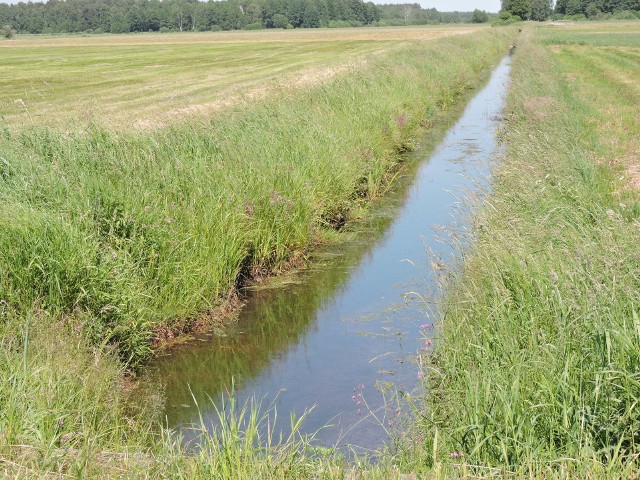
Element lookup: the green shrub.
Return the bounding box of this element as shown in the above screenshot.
[493,11,521,25]
[612,9,639,19]
[272,13,288,28]
[2,24,16,39]
[244,22,263,30]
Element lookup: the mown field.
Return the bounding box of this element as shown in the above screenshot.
[0,25,482,129]
[415,21,640,477]
[0,26,516,477]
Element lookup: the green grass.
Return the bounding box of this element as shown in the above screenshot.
[0,27,518,478]
[9,21,639,479]
[537,21,640,47]
[411,24,640,477]
[0,28,514,368]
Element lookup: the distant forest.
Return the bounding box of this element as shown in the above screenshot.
[0,0,481,34]
[501,0,640,20]
[554,0,640,15]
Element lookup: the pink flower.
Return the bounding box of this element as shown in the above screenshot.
[417,371,423,379]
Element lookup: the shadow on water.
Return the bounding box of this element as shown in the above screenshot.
[144,54,513,454]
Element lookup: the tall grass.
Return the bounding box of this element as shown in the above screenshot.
[0,28,515,367]
[0,308,161,478]
[0,307,330,478]
[412,27,640,477]
[0,28,518,477]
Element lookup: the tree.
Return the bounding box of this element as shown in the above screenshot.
[3,24,16,38]
[302,3,320,26]
[502,0,532,19]
[585,2,601,16]
[246,3,263,24]
[471,8,490,22]
[287,0,306,27]
[555,0,568,13]
[566,0,584,14]
[403,4,415,22]
[530,0,551,20]
[364,2,379,24]
[272,12,289,27]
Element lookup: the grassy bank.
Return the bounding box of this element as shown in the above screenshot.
[0,28,516,477]
[415,23,640,476]
[1,28,513,368]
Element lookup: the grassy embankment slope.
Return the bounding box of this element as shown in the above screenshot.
[415,22,640,477]
[0,27,515,477]
[1,25,503,367]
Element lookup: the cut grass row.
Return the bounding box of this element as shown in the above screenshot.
[413,24,640,477]
[0,25,484,129]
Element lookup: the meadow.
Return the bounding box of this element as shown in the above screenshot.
[0,25,517,477]
[0,25,482,129]
[4,18,640,478]
[414,21,640,477]
[0,25,511,367]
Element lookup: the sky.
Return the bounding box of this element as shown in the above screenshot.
[1,0,503,11]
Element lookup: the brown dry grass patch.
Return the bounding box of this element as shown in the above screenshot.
[523,96,555,120]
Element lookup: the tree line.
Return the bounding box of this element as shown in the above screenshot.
[0,0,483,34]
[0,0,379,34]
[501,0,640,20]
[555,0,640,16]
[376,4,483,25]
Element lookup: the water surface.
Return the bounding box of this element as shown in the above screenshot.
[147,55,512,452]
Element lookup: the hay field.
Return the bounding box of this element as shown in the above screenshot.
[0,25,485,129]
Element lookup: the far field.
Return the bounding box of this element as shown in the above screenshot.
[0,25,483,129]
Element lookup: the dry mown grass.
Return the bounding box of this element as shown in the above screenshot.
[1,25,483,47]
[0,25,484,130]
[540,22,640,193]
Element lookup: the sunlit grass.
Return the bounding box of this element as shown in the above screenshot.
[0,28,514,368]
[0,27,519,478]
[413,23,640,477]
[0,25,485,129]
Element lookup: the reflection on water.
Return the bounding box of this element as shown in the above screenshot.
[146,55,512,453]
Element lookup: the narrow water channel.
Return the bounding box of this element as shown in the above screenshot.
[147,55,512,453]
